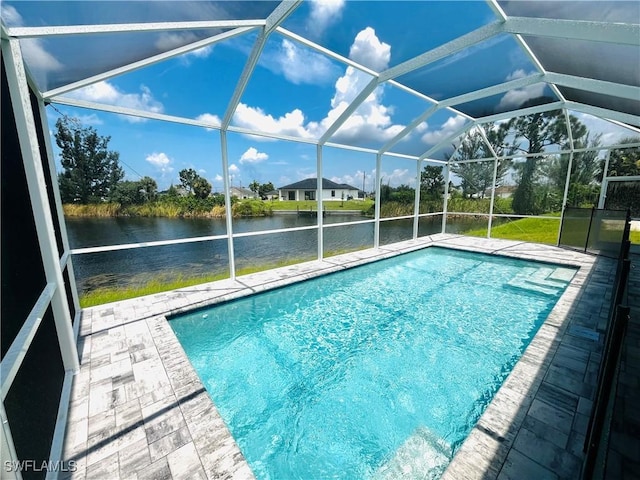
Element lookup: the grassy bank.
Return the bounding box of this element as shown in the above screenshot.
[78,244,378,307]
[464,215,640,245]
[271,199,374,212]
[79,256,316,307]
[64,199,272,218]
[464,216,561,244]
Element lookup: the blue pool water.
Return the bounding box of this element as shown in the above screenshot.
[170,247,576,479]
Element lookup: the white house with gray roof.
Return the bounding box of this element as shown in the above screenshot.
[278,178,361,201]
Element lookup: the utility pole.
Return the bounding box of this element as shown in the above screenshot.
[362,171,366,199]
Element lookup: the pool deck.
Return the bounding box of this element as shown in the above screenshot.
[61,234,622,480]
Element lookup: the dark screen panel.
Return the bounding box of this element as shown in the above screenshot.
[4,306,65,480]
[1,58,47,359]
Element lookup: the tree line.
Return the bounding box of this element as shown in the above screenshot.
[378,107,639,216]
[56,116,281,208]
[56,113,639,216]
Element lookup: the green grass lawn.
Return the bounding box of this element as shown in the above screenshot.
[464,215,640,245]
[270,199,373,211]
[465,216,561,244]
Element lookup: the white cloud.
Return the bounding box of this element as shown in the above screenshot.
[506,69,530,81]
[496,84,546,111]
[195,113,221,131]
[75,114,103,126]
[1,5,23,26]
[228,164,240,174]
[348,27,391,72]
[233,27,403,145]
[240,147,269,164]
[496,69,546,111]
[330,170,365,188]
[574,112,638,146]
[146,152,173,173]
[264,39,341,86]
[379,168,415,186]
[421,115,467,145]
[233,103,313,139]
[2,6,63,75]
[155,32,213,59]
[215,174,224,181]
[69,81,164,122]
[307,0,345,37]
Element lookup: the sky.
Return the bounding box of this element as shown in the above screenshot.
[4,0,638,192]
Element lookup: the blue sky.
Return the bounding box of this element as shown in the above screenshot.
[4,0,637,192]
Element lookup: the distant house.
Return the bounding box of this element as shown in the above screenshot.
[494,185,516,198]
[278,178,361,201]
[229,186,258,199]
[263,190,279,201]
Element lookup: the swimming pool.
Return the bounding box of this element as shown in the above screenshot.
[170,247,576,479]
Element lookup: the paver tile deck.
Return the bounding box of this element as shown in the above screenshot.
[62,235,619,479]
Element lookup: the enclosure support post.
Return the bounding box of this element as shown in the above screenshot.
[487,156,499,238]
[0,403,19,480]
[558,150,574,246]
[36,97,82,318]
[3,37,79,373]
[598,149,611,209]
[413,160,422,239]
[316,145,324,261]
[220,131,236,280]
[374,154,382,248]
[441,164,450,234]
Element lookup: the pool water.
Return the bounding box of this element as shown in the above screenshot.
[170,247,576,479]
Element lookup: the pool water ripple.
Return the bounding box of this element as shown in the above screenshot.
[170,247,576,479]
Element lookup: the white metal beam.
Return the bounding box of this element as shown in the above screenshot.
[316,145,324,261]
[276,27,378,76]
[36,98,81,315]
[558,108,575,245]
[220,131,236,280]
[379,21,504,82]
[563,101,640,129]
[420,122,474,160]
[7,20,265,37]
[51,96,223,129]
[379,104,438,155]
[545,72,640,102]
[222,1,300,129]
[441,164,451,233]
[43,26,256,99]
[413,159,422,239]
[503,16,640,46]
[598,150,612,208]
[70,234,228,255]
[228,125,318,145]
[487,2,567,105]
[438,74,544,108]
[0,403,20,480]
[222,31,265,130]
[319,79,379,144]
[265,1,301,34]
[475,101,565,124]
[3,38,79,373]
[374,154,382,248]
[606,175,640,183]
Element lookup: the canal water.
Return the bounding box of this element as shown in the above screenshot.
[66,214,488,292]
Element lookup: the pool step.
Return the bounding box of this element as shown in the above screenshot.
[506,267,573,297]
[373,427,451,480]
